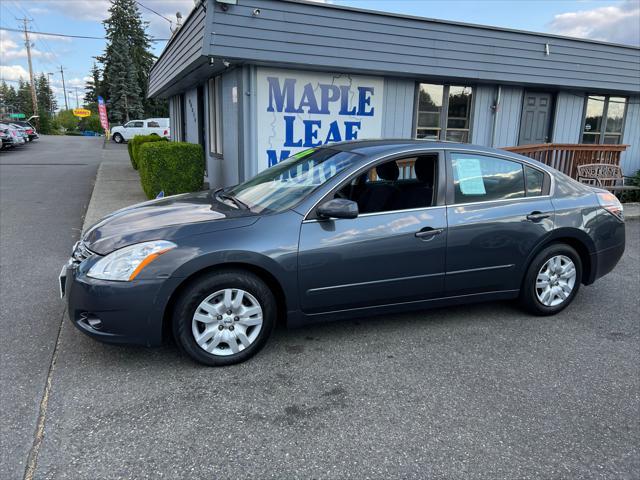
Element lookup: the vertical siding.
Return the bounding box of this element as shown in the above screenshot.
[381,78,415,138]
[552,91,585,142]
[183,87,199,144]
[621,96,640,175]
[471,84,496,146]
[493,86,523,147]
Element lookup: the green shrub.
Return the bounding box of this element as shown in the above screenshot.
[128,134,167,170]
[620,169,640,203]
[138,141,204,199]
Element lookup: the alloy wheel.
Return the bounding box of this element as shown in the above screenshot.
[535,255,577,307]
[191,288,263,356]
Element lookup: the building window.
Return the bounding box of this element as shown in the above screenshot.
[582,95,627,144]
[171,95,184,142]
[208,76,222,155]
[416,83,473,142]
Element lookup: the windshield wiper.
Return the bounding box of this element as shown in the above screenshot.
[215,189,249,210]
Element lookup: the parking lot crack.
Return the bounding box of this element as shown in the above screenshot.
[22,308,66,480]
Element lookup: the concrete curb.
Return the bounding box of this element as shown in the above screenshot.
[82,147,147,232]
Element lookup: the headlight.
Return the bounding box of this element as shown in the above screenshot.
[87,240,176,281]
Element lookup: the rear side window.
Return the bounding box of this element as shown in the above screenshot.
[147,121,160,127]
[525,166,544,196]
[451,153,525,204]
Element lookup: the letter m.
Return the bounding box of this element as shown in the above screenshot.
[267,77,297,113]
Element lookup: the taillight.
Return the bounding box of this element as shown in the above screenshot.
[163,130,168,136]
[596,191,624,221]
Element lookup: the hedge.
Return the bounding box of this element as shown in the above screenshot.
[128,134,167,170]
[138,141,205,199]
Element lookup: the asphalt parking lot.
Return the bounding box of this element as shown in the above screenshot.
[1,137,639,479]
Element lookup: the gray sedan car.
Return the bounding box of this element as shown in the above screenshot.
[60,140,625,365]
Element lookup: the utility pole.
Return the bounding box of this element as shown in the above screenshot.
[19,17,38,117]
[59,66,69,110]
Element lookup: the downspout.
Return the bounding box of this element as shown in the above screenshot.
[491,85,502,148]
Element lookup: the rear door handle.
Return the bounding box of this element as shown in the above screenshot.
[415,227,444,239]
[526,211,551,222]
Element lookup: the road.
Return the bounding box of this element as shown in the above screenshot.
[1,136,639,479]
[0,136,103,479]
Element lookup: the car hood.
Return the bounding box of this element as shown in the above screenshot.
[83,190,259,255]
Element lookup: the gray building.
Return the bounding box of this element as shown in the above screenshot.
[148,0,640,188]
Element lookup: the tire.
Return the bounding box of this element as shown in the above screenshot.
[113,133,124,143]
[520,244,582,315]
[172,270,276,366]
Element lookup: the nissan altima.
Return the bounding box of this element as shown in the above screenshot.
[60,140,625,366]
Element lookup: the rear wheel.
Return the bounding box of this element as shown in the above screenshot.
[520,244,582,315]
[172,270,276,366]
[113,133,124,143]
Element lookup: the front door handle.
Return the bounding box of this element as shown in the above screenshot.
[415,227,444,239]
[526,211,551,222]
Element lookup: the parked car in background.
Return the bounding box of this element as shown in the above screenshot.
[60,140,625,366]
[110,118,170,143]
[10,121,38,141]
[9,123,30,143]
[0,123,25,148]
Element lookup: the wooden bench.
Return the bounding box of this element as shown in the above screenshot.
[576,163,640,193]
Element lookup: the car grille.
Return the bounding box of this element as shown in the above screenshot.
[72,241,95,263]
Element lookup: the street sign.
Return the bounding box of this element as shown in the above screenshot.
[9,113,26,119]
[73,108,91,118]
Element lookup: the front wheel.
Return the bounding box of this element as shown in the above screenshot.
[520,244,582,315]
[172,270,276,366]
[112,133,124,143]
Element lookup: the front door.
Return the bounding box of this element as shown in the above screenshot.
[518,92,554,145]
[298,153,447,314]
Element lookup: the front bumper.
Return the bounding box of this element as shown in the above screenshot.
[61,261,176,346]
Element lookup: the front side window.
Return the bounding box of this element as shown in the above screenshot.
[335,155,438,214]
[451,153,525,204]
[582,96,627,144]
[416,84,473,142]
[226,148,359,213]
[129,121,144,128]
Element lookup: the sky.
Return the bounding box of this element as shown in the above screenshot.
[1,0,639,111]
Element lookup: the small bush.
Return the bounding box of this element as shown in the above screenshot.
[138,141,204,199]
[128,134,167,170]
[620,170,640,203]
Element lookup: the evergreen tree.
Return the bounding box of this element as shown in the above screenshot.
[0,81,19,115]
[16,80,32,116]
[98,0,155,123]
[35,73,56,115]
[84,62,102,110]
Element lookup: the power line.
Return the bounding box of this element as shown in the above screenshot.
[0,26,168,42]
[135,1,173,25]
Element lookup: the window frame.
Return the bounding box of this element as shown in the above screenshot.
[414,83,474,143]
[444,150,551,206]
[208,76,223,156]
[305,149,447,221]
[581,95,628,145]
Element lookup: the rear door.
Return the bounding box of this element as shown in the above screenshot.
[444,150,554,296]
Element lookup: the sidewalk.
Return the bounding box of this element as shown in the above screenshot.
[82,143,147,230]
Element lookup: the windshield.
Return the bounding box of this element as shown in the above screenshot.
[225,148,360,213]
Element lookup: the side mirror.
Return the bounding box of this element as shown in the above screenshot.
[317,198,359,220]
